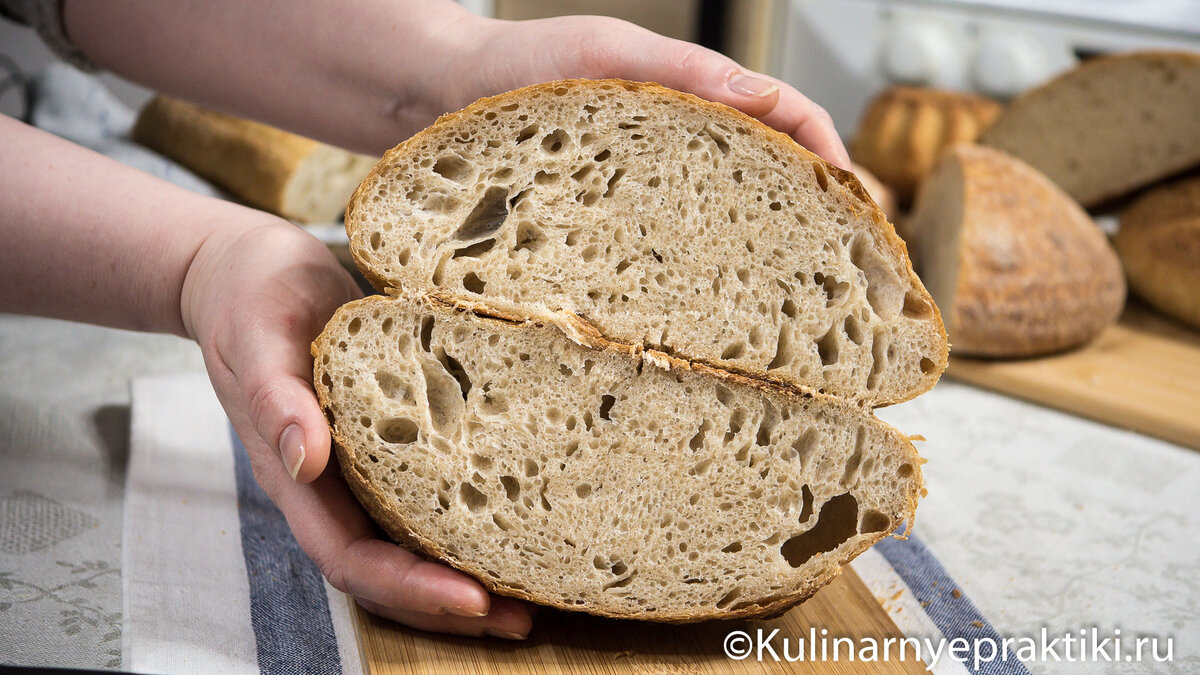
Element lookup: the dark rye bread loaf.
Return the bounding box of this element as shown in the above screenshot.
[313,294,923,622]
[345,79,947,407]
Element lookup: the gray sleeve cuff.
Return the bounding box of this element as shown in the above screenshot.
[1,0,100,72]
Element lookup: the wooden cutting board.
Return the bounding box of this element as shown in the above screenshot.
[947,303,1200,452]
[351,566,927,674]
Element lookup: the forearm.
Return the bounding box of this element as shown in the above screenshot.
[0,114,274,335]
[63,0,478,155]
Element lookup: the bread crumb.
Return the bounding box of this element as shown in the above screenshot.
[951,589,962,599]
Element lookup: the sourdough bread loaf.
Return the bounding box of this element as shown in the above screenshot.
[133,96,376,223]
[908,145,1125,357]
[1116,176,1200,330]
[345,79,947,407]
[313,294,923,622]
[851,86,1002,207]
[980,51,1200,208]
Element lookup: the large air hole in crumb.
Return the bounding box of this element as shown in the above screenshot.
[462,272,486,294]
[867,331,888,390]
[841,426,866,487]
[458,482,488,513]
[374,370,413,402]
[500,475,521,501]
[452,238,496,259]
[452,186,510,241]
[435,349,472,399]
[703,124,731,155]
[851,235,904,318]
[768,326,794,370]
[599,395,616,421]
[432,154,475,183]
[541,129,569,154]
[377,417,419,444]
[903,291,934,319]
[603,169,626,198]
[843,314,865,345]
[799,485,815,523]
[861,509,892,534]
[780,493,858,567]
[716,587,742,608]
[812,164,829,192]
[756,402,779,447]
[419,316,434,351]
[513,222,547,254]
[792,428,820,465]
[920,357,937,375]
[420,358,464,434]
[688,420,711,451]
[721,341,746,360]
[516,123,539,143]
[813,272,848,307]
[817,325,840,366]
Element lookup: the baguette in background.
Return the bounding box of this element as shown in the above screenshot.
[133,96,376,223]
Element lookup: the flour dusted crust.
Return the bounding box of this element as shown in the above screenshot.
[345,79,947,408]
[1116,176,1200,331]
[909,145,1125,357]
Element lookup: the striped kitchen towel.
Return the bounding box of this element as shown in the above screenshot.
[124,373,1027,674]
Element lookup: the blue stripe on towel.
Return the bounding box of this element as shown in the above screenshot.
[230,428,342,675]
[875,531,1031,675]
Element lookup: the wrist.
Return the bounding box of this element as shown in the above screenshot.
[179,211,291,342]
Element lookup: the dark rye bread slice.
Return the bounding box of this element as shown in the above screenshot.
[313,294,923,622]
[345,79,947,408]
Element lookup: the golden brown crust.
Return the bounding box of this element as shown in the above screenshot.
[851,86,1002,205]
[1116,176,1200,330]
[945,145,1126,357]
[133,96,317,215]
[312,294,922,623]
[344,78,948,407]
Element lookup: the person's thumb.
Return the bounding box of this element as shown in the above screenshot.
[238,341,333,484]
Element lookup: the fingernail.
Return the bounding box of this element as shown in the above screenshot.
[442,606,488,617]
[484,628,527,640]
[728,73,779,98]
[278,423,306,480]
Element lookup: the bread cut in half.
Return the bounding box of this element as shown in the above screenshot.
[313,294,923,622]
[908,145,1125,358]
[346,79,947,407]
[134,96,376,223]
[1116,176,1200,330]
[981,51,1200,208]
[851,86,1002,207]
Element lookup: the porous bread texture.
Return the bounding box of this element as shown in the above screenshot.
[981,50,1200,208]
[313,295,923,622]
[851,86,1002,207]
[1116,176,1200,331]
[909,145,1125,358]
[346,79,947,408]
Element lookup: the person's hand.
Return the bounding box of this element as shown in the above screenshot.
[427,13,850,169]
[179,217,535,638]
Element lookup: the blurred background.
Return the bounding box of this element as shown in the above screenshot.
[7,0,1199,133]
